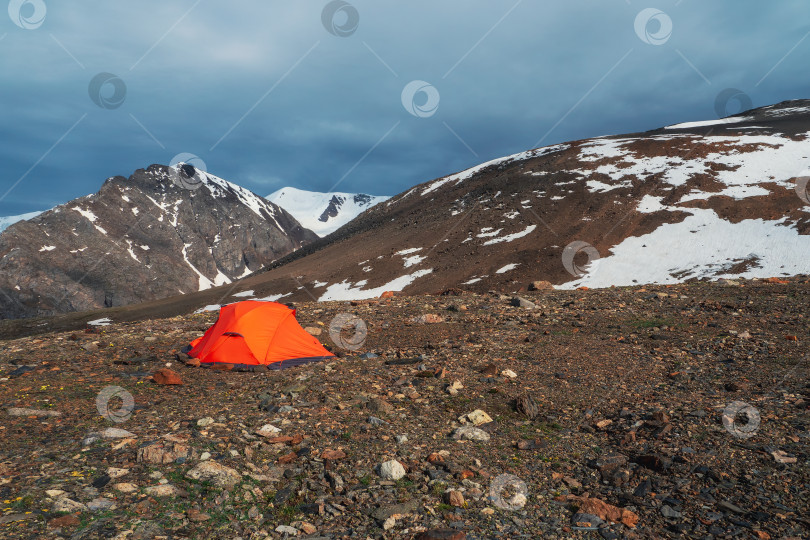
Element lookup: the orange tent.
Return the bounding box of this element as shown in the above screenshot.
[185,301,334,369]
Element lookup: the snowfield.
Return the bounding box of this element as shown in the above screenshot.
[267,186,389,237]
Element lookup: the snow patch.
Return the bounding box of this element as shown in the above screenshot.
[319,269,434,301]
[495,263,519,274]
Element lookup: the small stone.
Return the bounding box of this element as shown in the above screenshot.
[185,461,241,488]
[152,368,183,385]
[459,409,493,426]
[383,516,397,530]
[660,505,681,518]
[45,489,66,498]
[197,417,215,427]
[571,512,604,528]
[770,449,797,464]
[145,484,185,497]
[200,451,211,461]
[368,397,394,414]
[717,500,745,514]
[292,521,317,535]
[321,448,347,460]
[452,426,490,441]
[52,497,87,513]
[100,427,135,439]
[529,280,554,291]
[87,497,115,512]
[395,434,408,444]
[304,326,322,336]
[516,394,540,419]
[187,508,210,522]
[48,514,80,528]
[378,459,406,481]
[275,524,299,535]
[107,467,129,479]
[368,415,388,426]
[113,483,138,493]
[446,380,464,395]
[6,407,61,417]
[255,424,281,437]
[447,490,465,507]
[510,296,536,309]
[501,369,517,378]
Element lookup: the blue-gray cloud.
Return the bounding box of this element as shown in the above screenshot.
[1,0,808,216]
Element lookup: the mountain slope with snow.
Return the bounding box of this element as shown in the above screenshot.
[0,165,317,319]
[267,187,388,237]
[180,99,810,305]
[0,211,44,233]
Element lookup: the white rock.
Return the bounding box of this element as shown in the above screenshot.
[100,427,135,439]
[459,409,493,426]
[383,516,397,530]
[45,489,66,498]
[186,461,242,488]
[256,424,281,437]
[107,467,129,479]
[378,460,406,481]
[197,417,215,427]
[52,497,87,513]
[200,452,211,461]
[452,426,491,441]
[113,483,138,493]
[501,369,517,378]
[275,525,299,535]
[395,435,408,444]
[145,484,185,497]
[7,407,61,417]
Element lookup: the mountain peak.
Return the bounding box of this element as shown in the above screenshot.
[0,166,318,319]
[267,187,389,237]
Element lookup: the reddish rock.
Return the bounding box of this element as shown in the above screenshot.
[379,291,395,298]
[48,514,80,528]
[568,495,639,528]
[152,368,183,385]
[447,490,465,507]
[426,452,445,465]
[321,449,347,460]
[278,452,298,464]
[528,280,554,291]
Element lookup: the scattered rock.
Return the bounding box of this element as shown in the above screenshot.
[152,368,183,385]
[510,296,536,309]
[447,490,465,507]
[185,461,241,488]
[451,426,490,441]
[144,484,186,497]
[378,459,406,480]
[529,280,554,291]
[52,497,87,513]
[459,409,493,426]
[6,407,61,417]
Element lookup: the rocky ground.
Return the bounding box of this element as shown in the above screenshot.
[0,278,808,539]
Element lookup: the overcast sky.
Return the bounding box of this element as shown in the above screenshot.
[0,1,808,216]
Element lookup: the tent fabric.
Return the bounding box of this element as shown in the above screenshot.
[186,301,334,368]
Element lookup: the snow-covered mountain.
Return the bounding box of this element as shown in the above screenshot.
[0,164,318,319]
[267,187,389,237]
[0,211,43,233]
[184,99,810,305]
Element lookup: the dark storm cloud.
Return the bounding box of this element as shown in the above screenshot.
[0,1,808,215]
